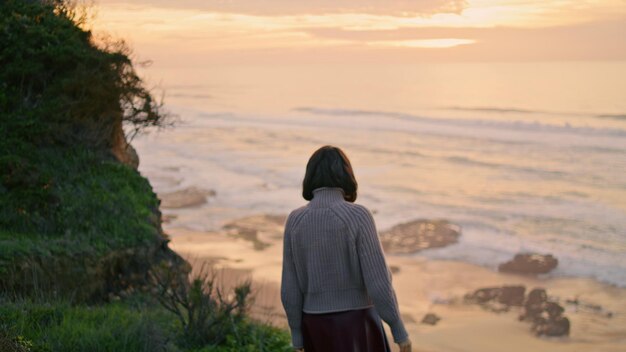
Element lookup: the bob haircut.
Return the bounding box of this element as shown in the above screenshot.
[302,145,358,202]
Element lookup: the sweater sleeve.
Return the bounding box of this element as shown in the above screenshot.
[355,206,409,344]
[280,213,304,348]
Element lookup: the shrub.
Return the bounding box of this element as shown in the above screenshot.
[0,276,291,352]
[0,299,177,352]
[151,262,253,348]
[149,261,292,351]
[205,320,292,352]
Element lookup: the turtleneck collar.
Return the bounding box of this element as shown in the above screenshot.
[310,187,346,207]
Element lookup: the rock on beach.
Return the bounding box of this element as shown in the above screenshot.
[465,285,570,337]
[498,253,558,275]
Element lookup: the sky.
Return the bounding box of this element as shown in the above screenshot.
[92,0,626,65]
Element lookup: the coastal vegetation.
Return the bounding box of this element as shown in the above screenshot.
[0,0,290,350]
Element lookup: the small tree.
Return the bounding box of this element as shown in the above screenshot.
[150,262,254,348]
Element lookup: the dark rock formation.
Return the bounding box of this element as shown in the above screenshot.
[500,286,526,306]
[517,288,570,337]
[421,313,441,325]
[465,285,526,307]
[531,302,570,337]
[498,253,558,274]
[466,285,570,337]
[380,219,461,254]
[534,315,571,337]
[465,287,501,304]
[519,288,548,322]
[464,285,525,313]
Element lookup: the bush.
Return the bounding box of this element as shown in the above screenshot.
[0,299,177,352]
[204,321,292,352]
[150,262,291,351]
[0,290,292,352]
[152,262,250,347]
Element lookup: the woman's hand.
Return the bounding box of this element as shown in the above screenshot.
[398,339,412,352]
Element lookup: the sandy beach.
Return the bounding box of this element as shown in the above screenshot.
[168,214,626,352]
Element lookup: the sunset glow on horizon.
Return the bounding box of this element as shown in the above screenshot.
[92,0,626,65]
[372,38,477,49]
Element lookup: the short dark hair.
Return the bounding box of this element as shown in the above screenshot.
[302,145,358,202]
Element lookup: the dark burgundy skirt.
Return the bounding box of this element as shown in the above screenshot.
[302,307,391,352]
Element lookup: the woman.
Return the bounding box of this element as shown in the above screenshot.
[281,145,412,352]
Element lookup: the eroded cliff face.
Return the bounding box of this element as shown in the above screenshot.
[110,119,140,170]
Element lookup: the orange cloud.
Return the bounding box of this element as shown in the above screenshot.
[97,0,467,16]
[92,0,626,65]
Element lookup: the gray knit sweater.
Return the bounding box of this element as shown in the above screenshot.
[280,187,409,348]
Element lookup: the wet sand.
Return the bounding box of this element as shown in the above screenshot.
[168,215,626,352]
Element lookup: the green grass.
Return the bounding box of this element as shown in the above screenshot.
[0,298,291,352]
[0,0,165,251]
[0,148,164,300]
[0,298,177,352]
[197,323,292,352]
[0,147,164,300]
[0,147,159,254]
[0,2,292,350]
[0,1,165,297]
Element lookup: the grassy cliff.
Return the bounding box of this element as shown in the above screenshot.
[0,0,178,303]
[0,1,290,350]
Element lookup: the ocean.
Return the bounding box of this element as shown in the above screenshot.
[133,62,626,287]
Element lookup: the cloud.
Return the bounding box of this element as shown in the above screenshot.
[297,20,626,61]
[369,38,476,48]
[93,1,626,65]
[124,20,626,67]
[97,0,467,16]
